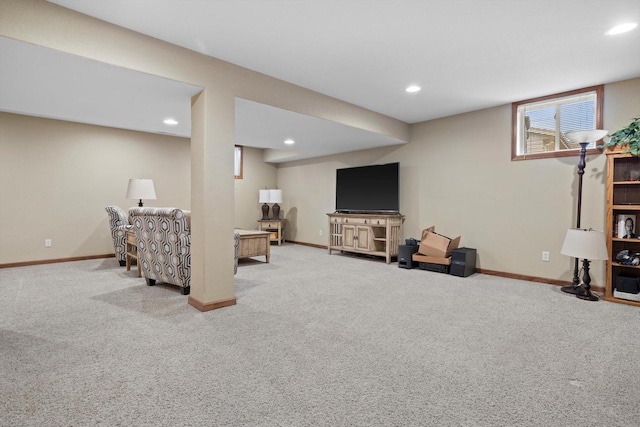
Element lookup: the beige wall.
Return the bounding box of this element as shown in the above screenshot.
[0,113,190,264]
[277,77,640,285]
[0,113,278,265]
[278,146,406,244]
[234,146,278,229]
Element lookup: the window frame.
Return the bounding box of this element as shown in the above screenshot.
[234,145,243,179]
[511,85,604,161]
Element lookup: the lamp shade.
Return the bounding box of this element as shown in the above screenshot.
[259,189,270,203]
[565,129,608,143]
[126,179,156,200]
[561,228,608,260]
[269,189,283,204]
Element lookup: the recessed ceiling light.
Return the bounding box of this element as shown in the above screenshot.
[284,139,295,145]
[163,118,178,125]
[406,85,421,93]
[605,22,637,35]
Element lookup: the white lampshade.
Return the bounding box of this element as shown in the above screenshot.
[561,228,608,260]
[269,189,283,204]
[259,189,270,203]
[564,129,608,143]
[126,179,156,200]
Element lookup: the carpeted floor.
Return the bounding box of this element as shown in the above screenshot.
[1,243,639,426]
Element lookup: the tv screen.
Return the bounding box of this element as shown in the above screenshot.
[335,163,399,214]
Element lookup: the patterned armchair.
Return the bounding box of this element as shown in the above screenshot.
[129,207,239,296]
[105,206,132,266]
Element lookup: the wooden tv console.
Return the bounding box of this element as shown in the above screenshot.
[327,213,403,264]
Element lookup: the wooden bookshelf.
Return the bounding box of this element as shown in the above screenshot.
[605,149,640,307]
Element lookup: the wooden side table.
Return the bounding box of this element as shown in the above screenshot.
[125,229,141,277]
[235,229,271,262]
[257,219,286,245]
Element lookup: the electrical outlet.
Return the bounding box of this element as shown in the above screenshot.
[319,229,323,236]
[542,251,550,262]
[45,239,52,248]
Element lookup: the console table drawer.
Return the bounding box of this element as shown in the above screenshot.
[343,217,386,226]
[261,221,280,229]
[369,218,386,226]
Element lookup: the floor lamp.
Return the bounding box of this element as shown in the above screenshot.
[561,130,608,295]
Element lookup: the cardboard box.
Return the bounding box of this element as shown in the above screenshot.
[418,226,460,258]
[413,253,451,265]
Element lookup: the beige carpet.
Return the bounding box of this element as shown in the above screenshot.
[1,244,639,426]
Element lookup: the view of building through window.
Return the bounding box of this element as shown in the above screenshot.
[512,86,603,160]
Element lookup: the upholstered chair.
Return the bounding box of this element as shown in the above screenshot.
[129,207,240,296]
[129,207,191,295]
[105,206,133,266]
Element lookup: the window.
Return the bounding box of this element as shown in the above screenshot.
[234,145,243,179]
[512,85,603,160]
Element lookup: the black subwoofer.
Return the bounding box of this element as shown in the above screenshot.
[450,247,477,277]
[418,262,449,274]
[616,275,640,294]
[398,244,419,269]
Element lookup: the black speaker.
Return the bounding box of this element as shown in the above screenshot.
[418,262,449,274]
[450,247,477,277]
[616,275,640,293]
[398,244,419,269]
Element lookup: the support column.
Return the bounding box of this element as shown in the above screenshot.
[188,89,236,311]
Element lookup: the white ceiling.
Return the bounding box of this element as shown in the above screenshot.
[0,36,201,138]
[49,0,640,124]
[2,1,639,163]
[0,36,404,162]
[0,35,406,162]
[235,98,405,161]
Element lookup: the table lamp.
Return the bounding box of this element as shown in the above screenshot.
[560,228,608,301]
[259,189,270,220]
[269,189,283,220]
[126,178,156,207]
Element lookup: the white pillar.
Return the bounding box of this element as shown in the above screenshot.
[188,89,236,311]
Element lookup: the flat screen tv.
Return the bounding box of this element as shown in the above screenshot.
[335,162,399,214]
